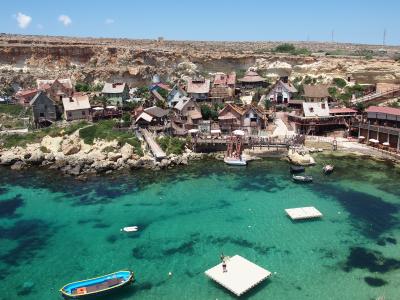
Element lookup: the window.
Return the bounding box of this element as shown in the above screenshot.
[68,112,72,117]
[309,107,314,113]
[39,112,44,117]
[321,103,326,109]
[82,111,86,116]
[245,113,250,118]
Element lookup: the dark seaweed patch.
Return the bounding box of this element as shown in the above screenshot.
[0,219,53,266]
[0,194,24,218]
[135,282,153,291]
[106,234,118,244]
[77,218,102,225]
[206,236,274,255]
[92,222,110,229]
[364,276,387,287]
[343,247,400,273]
[386,237,397,244]
[0,187,8,194]
[312,185,399,239]
[163,241,196,256]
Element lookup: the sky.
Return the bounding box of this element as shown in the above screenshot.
[1,0,399,45]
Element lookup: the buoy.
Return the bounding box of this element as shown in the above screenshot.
[168,272,172,276]
[248,225,252,228]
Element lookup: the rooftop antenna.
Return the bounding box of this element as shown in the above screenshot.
[383,29,386,46]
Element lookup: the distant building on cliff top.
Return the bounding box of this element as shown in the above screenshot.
[101,82,129,106]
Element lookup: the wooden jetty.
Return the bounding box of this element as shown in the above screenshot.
[141,129,166,160]
[205,255,271,296]
[285,206,323,220]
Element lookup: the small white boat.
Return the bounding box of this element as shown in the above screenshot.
[323,164,334,174]
[224,157,247,166]
[121,226,138,232]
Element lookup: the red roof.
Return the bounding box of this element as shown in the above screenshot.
[365,106,400,117]
[16,89,38,97]
[329,108,357,114]
[214,72,236,86]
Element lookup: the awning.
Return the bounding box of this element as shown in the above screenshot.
[106,105,117,110]
[383,142,390,146]
[369,139,379,144]
[233,129,245,136]
[358,136,365,139]
[211,129,221,134]
[188,129,199,133]
[92,107,104,111]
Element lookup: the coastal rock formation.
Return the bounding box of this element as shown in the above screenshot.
[287,149,316,166]
[1,34,400,88]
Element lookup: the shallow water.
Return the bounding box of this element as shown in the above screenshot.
[0,156,399,300]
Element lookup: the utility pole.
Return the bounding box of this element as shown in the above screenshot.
[331,30,335,43]
[383,29,387,46]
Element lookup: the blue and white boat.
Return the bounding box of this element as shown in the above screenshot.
[60,270,134,299]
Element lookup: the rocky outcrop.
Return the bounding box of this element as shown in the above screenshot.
[0,131,205,177]
[287,149,316,166]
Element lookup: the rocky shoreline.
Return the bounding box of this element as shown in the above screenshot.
[0,133,208,178]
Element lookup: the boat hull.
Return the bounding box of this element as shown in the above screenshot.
[292,175,313,183]
[224,158,247,166]
[60,271,134,299]
[290,165,305,173]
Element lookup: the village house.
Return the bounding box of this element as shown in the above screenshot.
[135,106,169,128]
[265,77,297,105]
[218,104,266,135]
[37,78,74,103]
[289,100,351,134]
[352,106,400,151]
[15,88,39,106]
[187,77,210,101]
[30,91,57,127]
[173,97,202,127]
[213,72,236,89]
[237,71,266,89]
[303,84,331,102]
[167,84,187,107]
[101,82,129,105]
[62,93,91,121]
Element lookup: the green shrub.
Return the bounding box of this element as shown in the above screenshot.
[40,146,50,153]
[157,136,186,155]
[79,120,142,155]
[333,78,347,88]
[0,104,24,116]
[274,43,296,53]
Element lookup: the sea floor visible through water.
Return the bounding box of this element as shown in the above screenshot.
[0,155,399,300]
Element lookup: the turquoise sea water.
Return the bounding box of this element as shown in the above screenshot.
[0,155,399,300]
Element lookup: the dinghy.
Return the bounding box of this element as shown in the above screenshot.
[60,270,134,299]
[224,157,247,166]
[323,165,334,174]
[292,174,313,183]
[121,226,138,232]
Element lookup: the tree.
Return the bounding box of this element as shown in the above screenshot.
[75,82,90,92]
[274,43,296,53]
[333,78,347,88]
[264,99,272,110]
[200,104,212,120]
[136,86,150,99]
[328,87,338,98]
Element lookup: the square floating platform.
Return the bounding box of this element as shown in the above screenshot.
[205,255,271,296]
[285,206,323,220]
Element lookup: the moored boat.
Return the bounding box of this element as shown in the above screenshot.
[290,165,305,173]
[292,174,313,183]
[323,164,334,174]
[121,226,138,232]
[224,157,247,166]
[60,270,134,299]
